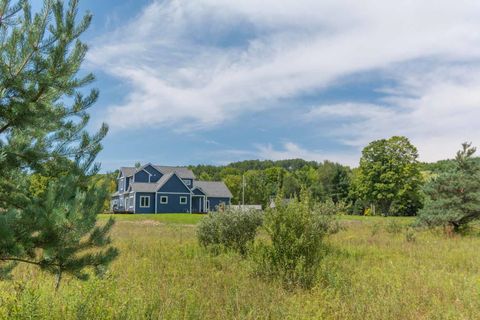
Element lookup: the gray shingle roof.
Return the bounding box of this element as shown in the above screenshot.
[119,164,195,180]
[119,167,136,177]
[130,172,187,193]
[155,172,174,190]
[130,182,158,192]
[193,181,232,198]
[152,165,196,179]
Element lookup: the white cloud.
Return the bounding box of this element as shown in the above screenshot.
[88,0,480,132]
[87,0,480,163]
[305,64,480,162]
[255,142,359,166]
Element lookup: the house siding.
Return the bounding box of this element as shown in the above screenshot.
[156,193,191,213]
[144,165,162,182]
[118,177,125,192]
[135,192,156,213]
[208,197,231,211]
[192,188,205,196]
[182,178,193,188]
[134,170,150,183]
[158,174,191,193]
[125,176,131,191]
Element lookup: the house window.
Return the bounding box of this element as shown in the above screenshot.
[140,196,150,208]
[206,200,210,211]
[160,196,168,204]
[180,196,187,204]
[183,179,191,186]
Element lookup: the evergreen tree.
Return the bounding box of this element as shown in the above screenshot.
[418,143,480,232]
[0,0,117,288]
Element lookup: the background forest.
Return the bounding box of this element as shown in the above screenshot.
[96,137,476,216]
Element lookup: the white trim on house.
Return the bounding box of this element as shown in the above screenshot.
[140,195,150,208]
[133,192,136,213]
[157,192,191,194]
[119,177,125,192]
[170,172,194,194]
[160,195,168,204]
[129,193,134,212]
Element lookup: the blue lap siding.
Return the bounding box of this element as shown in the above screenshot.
[135,192,156,213]
[144,165,162,182]
[158,174,191,193]
[156,193,191,213]
[134,170,150,183]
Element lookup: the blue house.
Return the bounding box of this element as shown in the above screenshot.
[111,164,232,213]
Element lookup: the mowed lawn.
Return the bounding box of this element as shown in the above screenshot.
[98,213,205,225]
[1,215,480,319]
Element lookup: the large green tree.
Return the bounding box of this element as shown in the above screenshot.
[417,143,480,232]
[357,136,423,216]
[0,0,117,288]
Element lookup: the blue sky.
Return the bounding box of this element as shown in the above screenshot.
[69,0,480,171]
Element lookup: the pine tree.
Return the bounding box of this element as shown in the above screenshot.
[0,0,118,288]
[417,143,480,232]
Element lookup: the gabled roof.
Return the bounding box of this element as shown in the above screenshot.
[119,167,136,178]
[153,165,196,179]
[129,172,193,194]
[192,181,232,198]
[155,172,175,191]
[118,164,195,179]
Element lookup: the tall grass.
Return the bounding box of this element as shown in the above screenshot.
[1,216,479,319]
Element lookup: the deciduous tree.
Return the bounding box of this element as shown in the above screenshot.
[357,136,422,216]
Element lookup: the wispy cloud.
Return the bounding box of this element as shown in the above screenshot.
[88,0,480,164]
[255,142,359,166]
[88,0,480,130]
[304,64,480,161]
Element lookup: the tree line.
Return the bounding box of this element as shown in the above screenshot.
[190,136,479,218]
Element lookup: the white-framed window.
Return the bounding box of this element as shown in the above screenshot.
[180,196,187,204]
[206,200,210,211]
[140,196,150,208]
[160,196,168,204]
[183,179,191,186]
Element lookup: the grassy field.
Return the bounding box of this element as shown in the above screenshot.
[1,215,480,319]
[98,213,205,225]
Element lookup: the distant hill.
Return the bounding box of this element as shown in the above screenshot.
[420,157,480,173]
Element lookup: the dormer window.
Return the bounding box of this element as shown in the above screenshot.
[183,179,191,186]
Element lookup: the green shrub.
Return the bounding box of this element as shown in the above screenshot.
[197,208,263,255]
[370,222,381,236]
[405,228,416,242]
[385,219,403,234]
[254,191,339,289]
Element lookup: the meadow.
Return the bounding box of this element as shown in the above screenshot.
[1,214,479,319]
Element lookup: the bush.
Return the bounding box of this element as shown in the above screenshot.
[385,219,403,234]
[370,222,381,236]
[197,208,263,255]
[405,228,416,242]
[254,191,339,289]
